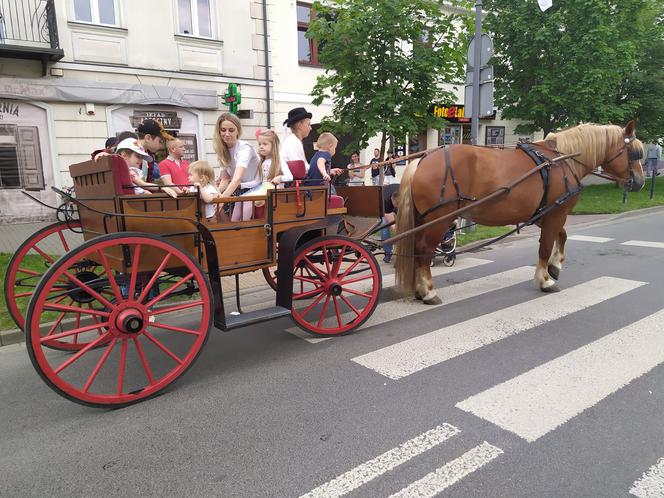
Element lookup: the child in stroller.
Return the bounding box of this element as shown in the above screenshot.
[431,219,457,267]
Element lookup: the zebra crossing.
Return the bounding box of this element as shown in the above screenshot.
[293,232,664,497]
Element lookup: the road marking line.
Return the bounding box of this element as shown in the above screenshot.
[457,307,664,442]
[388,442,504,498]
[299,423,460,498]
[630,457,664,498]
[352,276,646,380]
[622,240,664,249]
[288,257,494,343]
[567,235,613,243]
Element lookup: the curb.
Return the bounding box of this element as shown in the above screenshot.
[0,328,23,347]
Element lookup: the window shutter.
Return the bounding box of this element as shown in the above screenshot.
[17,126,45,190]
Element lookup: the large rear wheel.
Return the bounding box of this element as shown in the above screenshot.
[290,236,381,336]
[25,233,212,408]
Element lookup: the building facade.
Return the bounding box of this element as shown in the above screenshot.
[0,0,271,222]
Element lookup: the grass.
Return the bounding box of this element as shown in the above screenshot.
[572,175,664,214]
[457,225,512,247]
[0,253,54,331]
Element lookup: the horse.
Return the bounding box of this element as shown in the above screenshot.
[394,121,645,304]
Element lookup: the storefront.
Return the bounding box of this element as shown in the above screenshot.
[108,106,206,162]
[0,100,57,222]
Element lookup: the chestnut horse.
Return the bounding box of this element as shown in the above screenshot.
[395,121,645,304]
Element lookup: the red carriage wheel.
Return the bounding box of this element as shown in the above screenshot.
[290,236,381,336]
[4,220,83,331]
[25,233,212,408]
[262,260,321,297]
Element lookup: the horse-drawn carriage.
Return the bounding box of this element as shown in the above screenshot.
[5,121,645,408]
[5,155,390,407]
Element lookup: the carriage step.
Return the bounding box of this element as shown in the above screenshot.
[221,306,292,330]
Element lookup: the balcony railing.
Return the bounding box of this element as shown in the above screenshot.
[0,0,64,73]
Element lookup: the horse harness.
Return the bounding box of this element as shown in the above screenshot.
[416,144,582,224]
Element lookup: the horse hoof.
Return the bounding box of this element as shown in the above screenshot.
[423,295,443,305]
[548,264,560,281]
[541,284,560,293]
[415,294,423,301]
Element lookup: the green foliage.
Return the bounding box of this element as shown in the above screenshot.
[483,0,664,139]
[308,0,470,155]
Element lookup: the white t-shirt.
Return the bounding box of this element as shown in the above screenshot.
[190,184,220,219]
[261,157,293,183]
[281,132,307,170]
[225,140,261,189]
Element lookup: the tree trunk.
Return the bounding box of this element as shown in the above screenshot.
[379,130,387,185]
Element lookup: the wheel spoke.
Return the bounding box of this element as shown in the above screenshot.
[58,230,70,252]
[148,322,202,336]
[83,338,118,393]
[145,273,194,308]
[293,286,324,300]
[45,311,67,337]
[32,244,54,263]
[298,291,327,318]
[117,339,128,395]
[331,244,347,277]
[322,243,332,274]
[143,331,184,365]
[339,294,361,317]
[293,274,323,285]
[339,272,373,286]
[60,271,114,309]
[341,287,372,299]
[133,337,155,386]
[151,299,203,316]
[317,295,332,328]
[41,321,111,343]
[339,254,365,280]
[53,332,112,374]
[97,249,124,303]
[332,295,343,328]
[43,302,110,318]
[128,244,142,300]
[17,267,41,277]
[303,256,327,280]
[137,253,172,303]
[15,291,34,298]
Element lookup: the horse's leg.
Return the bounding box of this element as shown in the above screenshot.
[547,227,567,281]
[535,216,562,293]
[413,226,444,305]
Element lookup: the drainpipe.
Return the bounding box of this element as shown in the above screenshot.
[262,0,272,128]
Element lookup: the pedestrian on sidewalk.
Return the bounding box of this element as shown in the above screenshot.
[645,143,661,177]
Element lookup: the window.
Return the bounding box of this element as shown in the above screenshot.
[297,2,321,66]
[0,125,44,190]
[73,0,118,26]
[485,126,505,146]
[177,0,212,38]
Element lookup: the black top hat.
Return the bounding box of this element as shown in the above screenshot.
[283,107,313,127]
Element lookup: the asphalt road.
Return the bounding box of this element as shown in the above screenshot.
[1,208,664,498]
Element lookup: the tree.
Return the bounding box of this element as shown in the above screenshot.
[308,0,470,181]
[483,0,664,138]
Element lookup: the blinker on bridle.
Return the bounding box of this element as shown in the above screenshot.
[592,134,642,189]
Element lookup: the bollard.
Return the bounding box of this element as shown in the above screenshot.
[650,168,656,200]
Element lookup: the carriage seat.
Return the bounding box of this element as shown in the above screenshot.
[286,160,345,210]
[77,151,134,196]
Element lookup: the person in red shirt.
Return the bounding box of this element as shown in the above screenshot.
[159,138,190,194]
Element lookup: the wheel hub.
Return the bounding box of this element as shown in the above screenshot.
[115,308,144,334]
[325,279,343,297]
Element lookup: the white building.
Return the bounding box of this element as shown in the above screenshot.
[0,0,272,222]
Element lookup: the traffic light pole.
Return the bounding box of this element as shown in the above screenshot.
[471,0,482,145]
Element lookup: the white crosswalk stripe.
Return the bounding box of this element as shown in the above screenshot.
[457,307,664,442]
[388,442,504,498]
[287,257,494,343]
[630,457,664,498]
[622,240,664,249]
[567,235,614,243]
[352,276,646,380]
[299,423,461,498]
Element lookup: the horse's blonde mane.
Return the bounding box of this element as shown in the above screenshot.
[545,123,638,171]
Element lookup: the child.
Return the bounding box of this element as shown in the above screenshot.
[188,160,221,221]
[306,132,343,187]
[95,138,176,197]
[241,130,293,212]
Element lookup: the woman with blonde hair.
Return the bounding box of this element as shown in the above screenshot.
[213,112,261,221]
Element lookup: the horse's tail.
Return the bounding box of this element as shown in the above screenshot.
[395,159,419,294]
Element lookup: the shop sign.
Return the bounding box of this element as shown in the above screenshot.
[428,104,469,123]
[0,101,20,119]
[130,110,183,130]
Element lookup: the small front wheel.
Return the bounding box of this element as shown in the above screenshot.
[290,236,381,336]
[25,233,212,408]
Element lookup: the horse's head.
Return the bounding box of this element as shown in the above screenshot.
[600,120,645,192]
